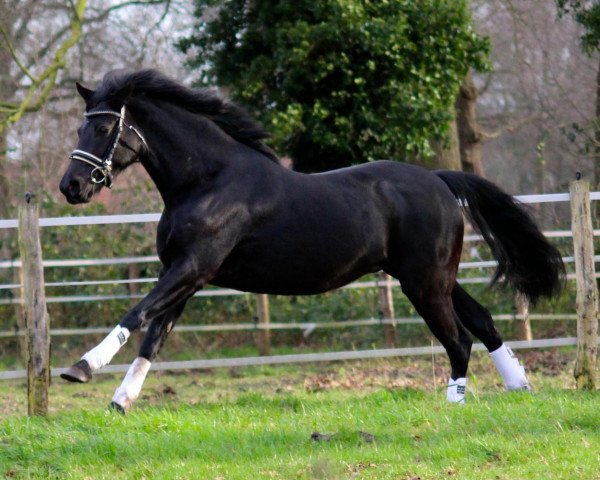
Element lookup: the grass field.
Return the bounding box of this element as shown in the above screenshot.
[1,350,599,479]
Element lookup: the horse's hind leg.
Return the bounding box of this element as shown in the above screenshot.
[110,300,186,413]
[393,271,473,403]
[451,283,531,391]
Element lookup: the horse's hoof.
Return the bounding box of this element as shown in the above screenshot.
[109,401,126,415]
[507,383,533,392]
[60,359,93,383]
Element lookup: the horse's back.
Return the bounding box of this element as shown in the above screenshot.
[313,160,463,237]
[313,160,456,205]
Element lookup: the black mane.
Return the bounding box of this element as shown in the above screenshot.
[93,69,279,163]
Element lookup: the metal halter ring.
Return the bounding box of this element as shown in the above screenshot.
[90,166,113,187]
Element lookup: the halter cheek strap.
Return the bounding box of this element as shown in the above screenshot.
[69,106,147,188]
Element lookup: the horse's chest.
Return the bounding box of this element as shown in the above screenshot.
[155,214,192,266]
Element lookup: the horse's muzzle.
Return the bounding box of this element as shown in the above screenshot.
[59,176,93,204]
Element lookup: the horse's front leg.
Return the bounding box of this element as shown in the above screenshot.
[61,261,206,383]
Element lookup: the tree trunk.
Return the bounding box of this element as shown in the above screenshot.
[430,113,461,170]
[455,72,484,176]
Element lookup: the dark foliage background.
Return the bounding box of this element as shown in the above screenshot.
[179,0,489,171]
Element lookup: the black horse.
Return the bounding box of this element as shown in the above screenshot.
[59,69,564,411]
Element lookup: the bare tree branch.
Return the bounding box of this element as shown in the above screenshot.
[0,0,87,132]
[0,24,35,82]
[136,0,172,64]
[19,1,166,83]
[480,114,545,141]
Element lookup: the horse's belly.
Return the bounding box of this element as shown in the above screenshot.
[209,269,371,295]
[210,239,382,295]
[208,178,390,294]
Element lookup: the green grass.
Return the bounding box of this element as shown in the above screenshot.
[1,353,599,479]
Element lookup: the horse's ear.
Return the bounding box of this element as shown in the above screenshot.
[76,82,94,102]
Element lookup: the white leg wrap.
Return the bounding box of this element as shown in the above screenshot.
[490,343,531,390]
[81,325,130,371]
[112,357,151,410]
[447,377,467,404]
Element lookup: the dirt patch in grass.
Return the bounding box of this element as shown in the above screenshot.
[304,363,429,391]
[523,350,570,376]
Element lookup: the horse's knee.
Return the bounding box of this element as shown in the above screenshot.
[119,307,145,332]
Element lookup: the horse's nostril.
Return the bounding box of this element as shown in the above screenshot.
[60,177,81,198]
[68,180,80,195]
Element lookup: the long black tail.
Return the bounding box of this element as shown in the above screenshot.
[435,170,565,304]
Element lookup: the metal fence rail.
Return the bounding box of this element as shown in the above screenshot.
[1,191,598,230]
[0,192,600,229]
[0,271,597,305]
[0,313,585,339]
[0,336,593,381]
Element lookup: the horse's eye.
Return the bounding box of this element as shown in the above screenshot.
[98,125,109,134]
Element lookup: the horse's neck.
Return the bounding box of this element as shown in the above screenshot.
[134,102,231,206]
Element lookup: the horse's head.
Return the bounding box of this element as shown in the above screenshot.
[60,82,147,204]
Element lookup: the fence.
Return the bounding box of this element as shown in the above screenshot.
[0,184,599,413]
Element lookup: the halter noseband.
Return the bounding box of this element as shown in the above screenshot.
[69,106,147,188]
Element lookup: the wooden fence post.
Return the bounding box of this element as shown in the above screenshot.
[128,263,143,350]
[515,292,532,341]
[570,179,598,390]
[18,193,51,415]
[255,293,270,356]
[377,272,397,348]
